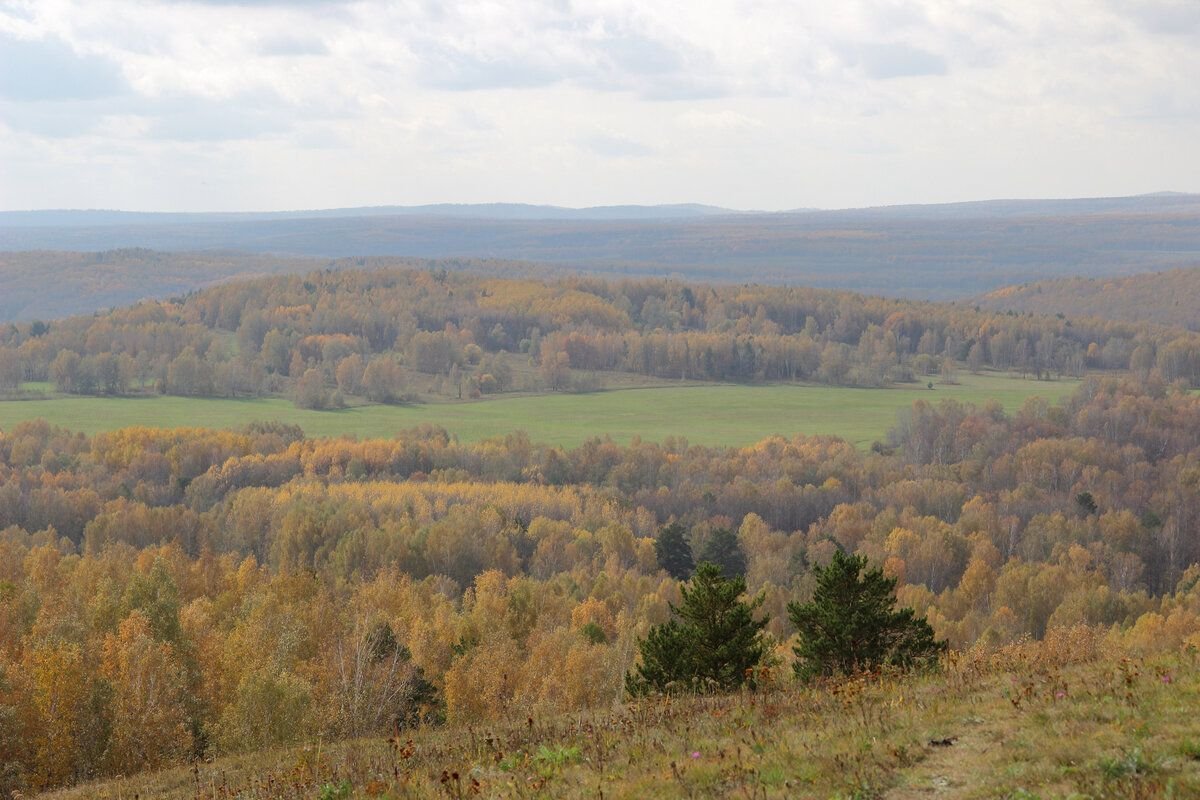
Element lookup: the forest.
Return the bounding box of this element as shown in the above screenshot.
[2,375,1200,794]
[2,267,1199,412]
[976,265,1200,331]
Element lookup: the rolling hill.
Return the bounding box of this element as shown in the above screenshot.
[975,266,1200,330]
[0,251,560,323]
[3,194,1200,319]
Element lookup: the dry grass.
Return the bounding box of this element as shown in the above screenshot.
[39,630,1200,800]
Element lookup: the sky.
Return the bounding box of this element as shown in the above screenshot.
[1,0,1199,212]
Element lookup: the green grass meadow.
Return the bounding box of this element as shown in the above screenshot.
[0,373,1076,448]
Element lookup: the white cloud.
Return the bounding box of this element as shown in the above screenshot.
[844,42,947,79]
[0,0,1197,211]
[580,132,655,158]
[677,109,762,131]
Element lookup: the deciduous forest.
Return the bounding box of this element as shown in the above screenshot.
[2,268,1198,410]
[2,373,1200,793]
[975,265,1200,331]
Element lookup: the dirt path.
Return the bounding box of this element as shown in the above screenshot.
[883,717,1002,799]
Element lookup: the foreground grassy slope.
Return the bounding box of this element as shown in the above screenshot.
[0,373,1076,448]
[44,631,1200,800]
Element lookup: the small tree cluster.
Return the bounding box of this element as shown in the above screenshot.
[292,368,343,410]
[628,550,945,695]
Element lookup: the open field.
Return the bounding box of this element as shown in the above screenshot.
[42,632,1200,800]
[0,373,1078,448]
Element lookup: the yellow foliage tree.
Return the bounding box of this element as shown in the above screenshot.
[101,611,192,773]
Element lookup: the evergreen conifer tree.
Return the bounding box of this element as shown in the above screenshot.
[626,563,768,695]
[654,522,695,580]
[698,527,747,579]
[788,550,945,681]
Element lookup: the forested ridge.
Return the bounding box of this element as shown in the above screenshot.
[5,194,1200,302]
[975,265,1200,331]
[3,268,1199,408]
[2,376,1200,793]
[0,251,560,325]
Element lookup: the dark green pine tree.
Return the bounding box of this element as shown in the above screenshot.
[623,619,693,695]
[626,562,769,696]
[788,550,945,681]
[654,522,695,580]
[698,527,747,579]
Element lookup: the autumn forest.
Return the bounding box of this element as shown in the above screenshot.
[2,268,1199,409]
[0,261,1199,794]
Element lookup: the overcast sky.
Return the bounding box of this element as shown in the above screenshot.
[1,0,1198,212]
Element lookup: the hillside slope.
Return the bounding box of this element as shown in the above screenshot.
[975,266,1200,330]
[42,632,1200,800]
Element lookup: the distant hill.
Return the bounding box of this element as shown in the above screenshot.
[0,250,563,323]
[823,191,1200,220]
[974,266,1200,331]
[0,202,742,228]
[3,194,1200,312]
[4,193,1196,227]
[0,250,320,322]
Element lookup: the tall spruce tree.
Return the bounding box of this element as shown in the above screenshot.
[626,562,769,695]
[654,522,695,580]
[788,550,945,681]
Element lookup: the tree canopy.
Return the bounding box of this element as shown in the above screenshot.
[6,265,1197,415]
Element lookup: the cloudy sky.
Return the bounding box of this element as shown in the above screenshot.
[1,0,1198,212]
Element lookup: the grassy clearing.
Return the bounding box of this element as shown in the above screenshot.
[43,631,1200,800]
[0,373,1076,448]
